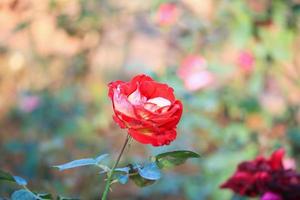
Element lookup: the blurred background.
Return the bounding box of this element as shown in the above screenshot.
[1,0,300,199]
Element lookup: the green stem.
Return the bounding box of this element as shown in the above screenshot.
[101,134,131,200]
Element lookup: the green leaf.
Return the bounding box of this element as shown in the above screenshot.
[13,176,27,186]
[57,195,80,200]
[37,193,52,200]
[130,174,156,187]
[95,154,109,164]
[115,173,129,185]
[113,167,130,184]
[155,150,200,169]
[137,163,161,180]
[0,169,15,182]
[127,163,160,187]
[0,169,27,186]
[11,189,36,200]
[54,154,108,171]
[54,158,96,171]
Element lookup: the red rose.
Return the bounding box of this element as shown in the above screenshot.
[108,74,183,146]
[220,149,285,197]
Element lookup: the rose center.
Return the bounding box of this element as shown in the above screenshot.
[128,88,171,112]
[146,97,171,107]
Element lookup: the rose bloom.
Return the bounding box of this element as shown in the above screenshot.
[220,148,285,197]
[108,74,183,146]
[177,55,214,91]
[156,3,180,26]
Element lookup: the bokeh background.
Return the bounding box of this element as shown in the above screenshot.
[1,0,300,199]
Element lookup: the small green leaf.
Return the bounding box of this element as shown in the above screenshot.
[57,196,80,200]
[116,174,129,184]
[114,167,130,173]
[130,174,156,187]
[11,189,36,200]
[95,154,109,164]
[37,193,52,200]
[54,158,96,171]
[0,169,27,186]
[127,164,159,187]
[13,176,27,186]
[155,150,200,169]
[113,167,130,185]
[54,154,108,171]
[0,169,15,182]
[137,163,161,180]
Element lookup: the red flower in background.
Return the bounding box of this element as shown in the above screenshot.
[108,74,183,146]
[221,148,300,200]
[266,170,300,200]
[220,148,285,196]
[177,55,214,91]
[156,3,180,26]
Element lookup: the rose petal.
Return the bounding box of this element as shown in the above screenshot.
[147,97,171,107]
[128,128,176,146]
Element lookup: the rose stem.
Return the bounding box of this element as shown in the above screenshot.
[101,134,131,200]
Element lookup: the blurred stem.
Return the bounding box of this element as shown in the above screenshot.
[101,134,131,200]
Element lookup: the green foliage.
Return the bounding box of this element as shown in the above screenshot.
[0,169,15,183]
[130,174,156,187]
[11,190,36,200]
[154,150,200,170]
[54,154,108,171]
[1,169,77,200]
[0,169,27,186]
[54,150,200,189]
[136,163,161,180]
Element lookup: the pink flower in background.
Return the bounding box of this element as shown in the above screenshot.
[283,158,296,170]
[177,55,214,91]
[238,51,255,72]
[261,192,282,200]
[19,95,40,113]
[156,3,180,26]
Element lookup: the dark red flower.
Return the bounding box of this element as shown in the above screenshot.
[220,149,285,197]
[108,74,183,146]
[266,170,300,200]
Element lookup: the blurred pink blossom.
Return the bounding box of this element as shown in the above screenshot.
[156,3,180,26]
[19,95,40,113]
[238,51,255,72]
[283,158,297,170]
[261,192,282,200]
[177,55,214,91]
